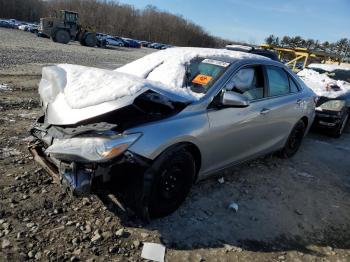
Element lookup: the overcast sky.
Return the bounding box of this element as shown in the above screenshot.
[117,0,350,44]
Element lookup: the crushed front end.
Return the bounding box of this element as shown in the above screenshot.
[29,115,150,196]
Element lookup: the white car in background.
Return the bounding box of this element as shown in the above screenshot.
[106,37,125,47]
[18,24,29,31]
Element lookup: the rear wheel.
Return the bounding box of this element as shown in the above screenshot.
[54,30,70,44]
[279,120,306,158]
[148,147,195,218]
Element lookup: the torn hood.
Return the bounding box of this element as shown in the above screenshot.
[39,64,200,125]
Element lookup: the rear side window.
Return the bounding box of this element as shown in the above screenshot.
[266,66,290,96]
[289,77,300,93]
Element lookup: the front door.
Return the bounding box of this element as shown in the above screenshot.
[203,65,274,174]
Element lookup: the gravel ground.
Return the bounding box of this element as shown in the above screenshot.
[0,28,350,262]
[0,28,154,75]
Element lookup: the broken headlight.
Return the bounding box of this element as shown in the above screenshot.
[45,133,142,162]
[317,100,345,112]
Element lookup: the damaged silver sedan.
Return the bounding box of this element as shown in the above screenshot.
[29,47,316,219]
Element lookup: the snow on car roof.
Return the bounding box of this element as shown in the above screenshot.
[298,68,350,98]
[308,63,350,72]
[115,47,266,89]
[39,48,266,111]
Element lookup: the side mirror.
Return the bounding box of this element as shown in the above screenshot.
[220,91,250,107]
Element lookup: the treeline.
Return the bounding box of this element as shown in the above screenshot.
[265,34,350,57]
[0,0,229,47]
[0,0,45,21]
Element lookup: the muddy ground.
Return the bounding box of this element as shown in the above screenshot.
[0,28,350,261]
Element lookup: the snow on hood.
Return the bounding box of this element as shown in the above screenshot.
[115,47,266,89]
[38,47,265,125]
[308,63,350,72]
[297,68,350,98]
[40,48,263,110]
[39,64,202,111]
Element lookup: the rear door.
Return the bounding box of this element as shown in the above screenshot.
[259,65,304,148]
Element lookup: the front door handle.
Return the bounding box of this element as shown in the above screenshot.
[260,108,270,115]
[296,99,303,105]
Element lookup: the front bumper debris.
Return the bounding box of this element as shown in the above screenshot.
[29,144,60,182]
[29,117,154,220]
[28,143,93,196]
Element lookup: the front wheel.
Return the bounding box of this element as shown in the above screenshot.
[279,120,306,158]
[83,33,97,47]
[148,147,195,218]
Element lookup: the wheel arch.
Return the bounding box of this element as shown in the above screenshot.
[153,142,202,183]
[300,116,309,129]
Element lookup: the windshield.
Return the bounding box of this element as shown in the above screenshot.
[185,58,230,94]
[308,67,350,83]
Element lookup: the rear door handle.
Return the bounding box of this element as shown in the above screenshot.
[260,108,270,115]
[296,99,303,105]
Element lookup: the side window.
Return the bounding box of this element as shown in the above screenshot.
[224,66,264,100]
[266,66,290,96]
[289,77,300,93]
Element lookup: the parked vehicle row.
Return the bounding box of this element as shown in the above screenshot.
[0,18,38,33]
[0,18,37,31]
[96,32,174,49]
[1,17,174,50]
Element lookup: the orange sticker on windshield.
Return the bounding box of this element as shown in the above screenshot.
[192,74,212,85]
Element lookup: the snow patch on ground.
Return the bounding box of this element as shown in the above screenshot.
[308,63,350,72]
[0,83,12,91]
[297,68,350,98]
[116,47,265,89]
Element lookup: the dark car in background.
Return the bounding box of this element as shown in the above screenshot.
[298,65,350,137]
[226,44,280,61]
[0,20,12,28]
[122,38,141,48]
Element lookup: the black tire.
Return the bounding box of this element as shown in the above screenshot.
[330,112,349,138]
[83,33,97,47]
[54,30,70,44]
[279,120,306,158]
[148,147,195,218]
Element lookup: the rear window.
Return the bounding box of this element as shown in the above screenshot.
[266,66,290,96]
[185,58,230,94]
